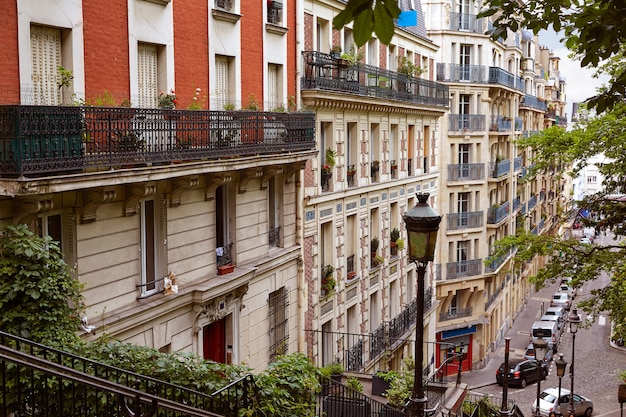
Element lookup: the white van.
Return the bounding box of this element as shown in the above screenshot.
[530,321,559,353]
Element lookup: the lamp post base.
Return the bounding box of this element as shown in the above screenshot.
[406,396,428,417]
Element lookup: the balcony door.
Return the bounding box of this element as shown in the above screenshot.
[460,45,471,81]
[458,144,470,178]
[457,192,470,227]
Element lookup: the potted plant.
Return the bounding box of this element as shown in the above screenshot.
[340,44,364,66]
[321,361,344,383]
[390,228,400,244]
[322,265,336,294]
[372,255,384,267]
[371,237,379,256]
[371,160,380,177]
[330,45,342,59]
[321,148,336,190]
[372,370,399,397]
[347,270,357,280]
[395,238,405,251]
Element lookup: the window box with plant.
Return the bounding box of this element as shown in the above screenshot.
[321,265,336,295]
[330,45,342,59]
[389,227,405,256]
[370,160,380,178]
[321,148,336,191]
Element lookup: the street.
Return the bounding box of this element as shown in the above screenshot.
[464,231,626,417]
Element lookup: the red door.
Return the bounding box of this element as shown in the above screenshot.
[203,319,226,363]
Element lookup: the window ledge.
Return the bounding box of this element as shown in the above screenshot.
[212,8,241,23]
[265,23,288,36]
[141,0,171,5]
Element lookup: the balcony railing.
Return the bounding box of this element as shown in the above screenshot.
[446,211,484,231]
[445,259,483,279]
[301,51,449,108]
[449,12,485,32]
[513,156,523,171]
[489,158,510,178]
[485,249,512,273]
[0,106,316,177]
[436,64,524,92]
[448,114,486,131]
[489,115,512,132]
[520,94,548,111]
[527,194,538,210]
[439,307,473,322]
[447,163,485,181]
[512,196,520,212]
[487,201,510,224]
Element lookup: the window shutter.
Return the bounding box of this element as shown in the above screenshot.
[30,26,62,105]
[215,56,229,110]
[138,44,158,108]
[267,64,278,110]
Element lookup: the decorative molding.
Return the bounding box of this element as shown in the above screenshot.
[81,189,117,224]
[205,174,232,201]
[238,168,264,193]
[170,176,199,207]
[13,196,54,227]
[212,9,241,23]
[284,162,306,184]
[260,167,284,189]
[193,284,249,329]
[124,183,157,216]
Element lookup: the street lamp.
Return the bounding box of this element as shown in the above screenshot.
[555,353,568,416]
[568,308,581,416]
[533,339,548,417]
[403,193,442,417]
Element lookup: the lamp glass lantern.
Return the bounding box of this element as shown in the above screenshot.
[555,353,567,378]
[403,193,442,262]
[569,307,581,333]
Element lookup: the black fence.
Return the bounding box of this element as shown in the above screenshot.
[301,51,449,108]
[0,331,254,417]
[0,105,316,177]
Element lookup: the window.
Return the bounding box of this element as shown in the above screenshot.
[267,64,282,110]
[215,55,233,110]
[459,94,470,128]
[458,144,470,179]
[460,45,471,81]
[137,43,158,108]
[30,25,63,105]
[267,0,283,25]
[216,184,233,266]
[457,0,471,29]
[140,198,165,297]
[268,177,281,247]
[587,176,597,183]
[457,193,469,226]
[449,293,458,315]
[268,287,289,362]
[214,0,233,12]
[316,18,329,52]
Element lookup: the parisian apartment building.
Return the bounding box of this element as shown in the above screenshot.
[0,0,569,376]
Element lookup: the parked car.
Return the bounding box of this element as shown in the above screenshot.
[541,314,564,334]
[496,359,547,388]
[531,320,560,352]
[523,342,554,362]
[531,387,593,417]
[558,283,577,298]
[580,237,593,245]
[544,306,567,326]
[550,292,572,311]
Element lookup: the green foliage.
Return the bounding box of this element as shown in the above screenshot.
[371,236,380,252]
[397,56,423,77]
[57,66,73,90]
[340,44,365,65]
[333,0,401,46]
[245,93,260,111]
[325,148,337,167]
[395,238,405,251]
[385,357,415,409]
[252,353,320,417]
[619,369,626,382]
[0,224,84,347]
[346,376,363,395]
[320,361,345,377]
[390,227,400,242]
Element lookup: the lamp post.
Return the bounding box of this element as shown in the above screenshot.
[533,339,548,417]
[403,193,442,417]
[555,353,568,416]
[568,308,581,416]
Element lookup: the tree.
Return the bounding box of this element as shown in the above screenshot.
[490,104,626,341]
[336,0,626,112]
[0,223,84,347]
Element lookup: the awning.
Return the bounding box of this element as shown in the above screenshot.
[437,316,489,335]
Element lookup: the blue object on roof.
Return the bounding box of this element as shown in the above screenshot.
[398,10,418,27]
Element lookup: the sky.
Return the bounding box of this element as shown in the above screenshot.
[537,29,607,118]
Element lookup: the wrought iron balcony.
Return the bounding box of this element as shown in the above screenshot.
[445,259,483,279]
[489,158,510,178]
[447,163,485,181]
[448,114,486,131]
[527,194,538,210]
[439,307,473,322]
[489,115,512,132]
[437,64,524,92]
[301,51,449,108]
[513,156,523,171]
[485,249,512,273]
[487,201,510,224]
[0,105,316,178]
[520,94,548,111]
[446,211,484,231]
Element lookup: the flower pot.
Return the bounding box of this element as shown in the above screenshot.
[217,264,235,275]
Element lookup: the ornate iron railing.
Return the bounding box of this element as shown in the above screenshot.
[448,114,486,131]
[0,105,316,177]
[439,307,473,322]
[490,159,511,178]
[446,211,484,230]
[0,330,253,417]
[445,259,483,279]
[487,201,510,224]
[301,51,449,108]
[437,64,524,92]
